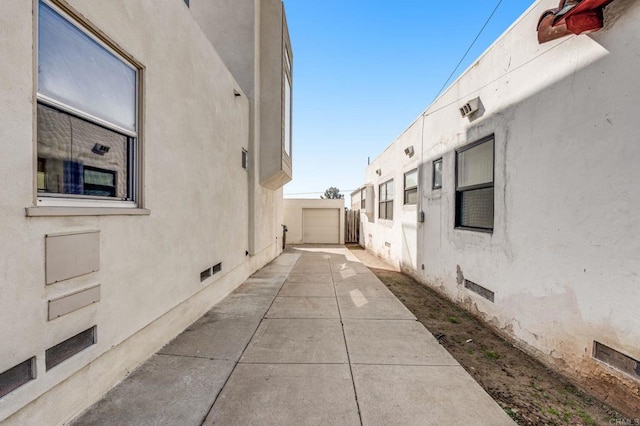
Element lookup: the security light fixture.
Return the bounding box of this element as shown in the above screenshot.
[375,169,382,176]
[92,144,110,156]
[459,97,480,118]
[404,146,415,157]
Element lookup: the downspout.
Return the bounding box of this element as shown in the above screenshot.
[419,112,426,224]
[247,0,261,256]
[417,112,426,273]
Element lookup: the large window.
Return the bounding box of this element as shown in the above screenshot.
[379,180,394,220]
[404,169,418,205]
[360,188,366,209]
[37,1,138,206]
[455,136,494,231]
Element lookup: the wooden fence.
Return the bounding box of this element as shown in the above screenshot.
[345,209,360,244]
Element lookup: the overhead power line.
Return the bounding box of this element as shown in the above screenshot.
[432,0,504,102]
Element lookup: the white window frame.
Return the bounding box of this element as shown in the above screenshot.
[378,179,394,220]
[403,169,418,205]
[36,0,141,209]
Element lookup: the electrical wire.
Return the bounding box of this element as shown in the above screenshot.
[432,0,504,102]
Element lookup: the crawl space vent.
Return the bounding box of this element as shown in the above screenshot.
[46,326,96,371]
[464,279,495,302]
[0,358,35,398]
[593,341,640,381]
[201,262,222,282]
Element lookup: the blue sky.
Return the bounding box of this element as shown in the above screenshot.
[283,0,534,201]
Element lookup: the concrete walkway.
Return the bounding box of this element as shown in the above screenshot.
[72,246,514,426]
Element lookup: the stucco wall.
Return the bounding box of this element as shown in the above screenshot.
[361,0,640,414]
[0,0,283,423]
[189,0,291,255]
[189,0,256,99]
[284,198,346,245]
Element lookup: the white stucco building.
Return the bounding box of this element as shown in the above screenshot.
[356,0,639,415]
[0,0,292,423]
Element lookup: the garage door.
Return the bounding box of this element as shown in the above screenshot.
[303,209,340,244]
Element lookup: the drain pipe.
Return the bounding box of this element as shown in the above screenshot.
[247,0,261,257]
[418,112,426,225]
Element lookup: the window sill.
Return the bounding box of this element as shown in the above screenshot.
[26,207,151,217]
[454,226,493,234]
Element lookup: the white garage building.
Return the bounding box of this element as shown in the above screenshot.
[283,199,345,245]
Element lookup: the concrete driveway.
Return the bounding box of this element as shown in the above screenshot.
[72,246,514,425]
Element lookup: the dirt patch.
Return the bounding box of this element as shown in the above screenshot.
[348,246,629,425]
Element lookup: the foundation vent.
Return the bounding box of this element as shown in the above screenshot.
[200,267,212,282]
[464,279,495,302]
[0,358,36,398]
[384,242,391,247]
[593,341,640,381]
[200,262,222,282]
[46,326,96,371]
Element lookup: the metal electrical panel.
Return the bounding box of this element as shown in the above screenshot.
[45,230,100,284]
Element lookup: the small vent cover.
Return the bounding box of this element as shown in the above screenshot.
[242,149,248,170]
[200,268,212,282]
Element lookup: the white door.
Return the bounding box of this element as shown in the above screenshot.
[303,209,340,244]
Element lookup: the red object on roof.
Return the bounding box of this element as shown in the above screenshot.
[552,0,615,26]
[565,10,604,34]
[537,0,617,43]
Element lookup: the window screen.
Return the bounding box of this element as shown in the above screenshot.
[456,137,494,231]
[38,1,137,132]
